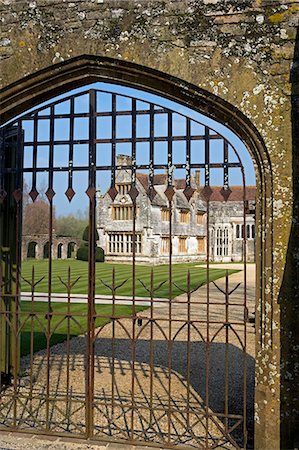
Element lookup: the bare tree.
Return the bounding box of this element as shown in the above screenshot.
[23,198,56,236]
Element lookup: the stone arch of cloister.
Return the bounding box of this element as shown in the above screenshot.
[0,1,298,449]
[22,235,80,261]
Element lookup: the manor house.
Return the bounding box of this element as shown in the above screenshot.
[97,155,255,264]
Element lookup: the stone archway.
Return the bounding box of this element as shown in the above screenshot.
[0,54,290,449]
[67,242,77,259]
[27,241,37,259]
[43,241,49,259]
[57,243,63,259]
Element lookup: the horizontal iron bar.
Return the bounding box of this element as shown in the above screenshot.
[4,162,241,173]
[21,108,169,120]
[0,395,244,420]
[0,429,223,450]
[22,134,222,147]
[0,311,247,326]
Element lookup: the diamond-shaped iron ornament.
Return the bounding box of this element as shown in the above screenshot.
[128,186,139,202]
[65,187,76,202]
[183,186,195,202]
[164,186,175,202]
[147,187,157,202]
[45,188,56,202]
[86,186,97,200]
[107,186,118,201]
[13,189,22,203]
[220,186,232,202]
[29,188,39,202]
[0,189,7,203]
[201,185,213,201]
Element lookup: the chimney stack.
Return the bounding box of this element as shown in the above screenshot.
[116,154,132,166]
[195,170,201,190]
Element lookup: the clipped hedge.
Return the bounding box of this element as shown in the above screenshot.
[82,226,99,242]
[76,225,104,262]
[95,246,105,262]
[76,245,88,261]
[76,244,105,262]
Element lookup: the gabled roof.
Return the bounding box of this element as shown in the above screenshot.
[136,173,167,190]
[200,186,256,202]
[136,173,195,191]
[110,169,256,204]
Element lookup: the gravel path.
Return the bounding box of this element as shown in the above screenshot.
[1,265,255,449]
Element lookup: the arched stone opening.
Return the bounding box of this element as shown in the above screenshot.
[27,241,37,259]
[43,241,49,259]
[57,243,63,259]
[67,242,76,259]
[0,56,276,447]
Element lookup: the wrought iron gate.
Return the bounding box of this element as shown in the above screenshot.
[0,88,250,449]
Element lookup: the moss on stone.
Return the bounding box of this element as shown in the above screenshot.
[268,4,299,24]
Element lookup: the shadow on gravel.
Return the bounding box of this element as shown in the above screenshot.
[6,334,254,448]
[92,337,255,448]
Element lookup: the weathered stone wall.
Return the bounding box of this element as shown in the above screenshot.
[0,1,298,448]
[21,234,80,260]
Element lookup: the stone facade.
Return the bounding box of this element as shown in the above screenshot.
[209,190,256,262]
[98,155,256,263]
[0,0,298,448]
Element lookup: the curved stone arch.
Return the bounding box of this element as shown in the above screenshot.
[27,241,38,259]
[57,242,63,259]
[0,55,275,445]
[43,241,50,259]
[67,241,77,259]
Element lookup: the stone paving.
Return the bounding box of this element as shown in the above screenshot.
[0,433,167,450]
[0,431,161,449]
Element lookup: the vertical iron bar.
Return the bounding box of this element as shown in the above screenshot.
[149,268,154,428]
[12,120,23,428]
[224,270,229,433]
[186,118,191,188]
[86,89,97,438]
[67,97,75,198]
[110,94,117,433]
[204,126,211,447]
[32,114,38,195]
[242,165,248,449]
[111,94,116,189]
[45,105,54,431]
[167,110,173,443]
[131,99,137,187]
[204,127,210,188]
[223,140,229,190]
[29,266,35,417]
[149,104,155,196]
[66,95,75,432]
[111,267,116,430]
[186,270,191,431]
[0,129,6,408]
[130,97,137,439]
[66,266,72,430]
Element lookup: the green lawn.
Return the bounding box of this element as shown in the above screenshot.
[21,260,237,299]
[18,260,238,357]
[20,302,146,357]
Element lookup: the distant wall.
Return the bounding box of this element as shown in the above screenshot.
[22,235,80,260]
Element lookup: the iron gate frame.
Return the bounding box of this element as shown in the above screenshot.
[0,87,250,449]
